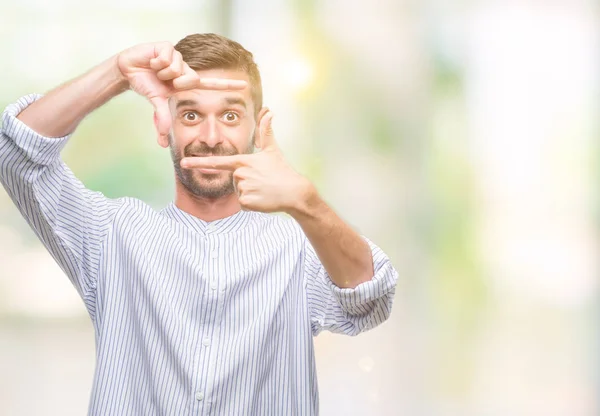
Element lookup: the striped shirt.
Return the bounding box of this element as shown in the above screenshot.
[0,94,398,416]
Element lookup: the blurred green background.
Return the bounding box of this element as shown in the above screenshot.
[0,0,598,415]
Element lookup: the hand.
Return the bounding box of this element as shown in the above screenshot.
[180,112,315,214]
[117,42,247,136]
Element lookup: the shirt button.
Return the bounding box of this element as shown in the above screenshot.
[195,392,204,401]
[211,282,218,290]
[211,250,218,259]
[202,338,211,346]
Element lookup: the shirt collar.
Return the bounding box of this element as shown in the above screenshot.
[161,202,256,235]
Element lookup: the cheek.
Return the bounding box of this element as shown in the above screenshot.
[169,130,195,150]
[224,124,254,146]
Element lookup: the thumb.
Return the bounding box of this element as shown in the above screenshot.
[259,111,276,150]
[150,96,171,136]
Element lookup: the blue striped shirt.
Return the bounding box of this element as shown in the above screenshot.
[0,94,398,415]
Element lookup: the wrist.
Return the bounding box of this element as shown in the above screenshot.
[110,54,130,92]
[287,179,322,220]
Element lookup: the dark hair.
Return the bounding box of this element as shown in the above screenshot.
[175,33,263,114]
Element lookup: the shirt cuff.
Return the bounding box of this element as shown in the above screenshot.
[326,237,398,313]
[2,93,71,166]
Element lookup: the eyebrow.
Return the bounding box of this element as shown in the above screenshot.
[175,99,199,110]
[175,97,247,111]
[223,97,247,109]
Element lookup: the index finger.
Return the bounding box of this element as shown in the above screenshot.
[180,154,251,170]
[173,67,248,91]
[199,78,248,90]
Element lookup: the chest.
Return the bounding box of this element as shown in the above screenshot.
[98,218,307,333]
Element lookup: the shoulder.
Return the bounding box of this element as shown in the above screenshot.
[110,197,166,225]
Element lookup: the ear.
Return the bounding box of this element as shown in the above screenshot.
[154,112,170,148]
[253,107,270,149]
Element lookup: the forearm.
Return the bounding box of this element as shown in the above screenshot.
[290,187,374,289]
[17,55,128,138]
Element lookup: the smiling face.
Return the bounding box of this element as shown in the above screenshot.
[167,68,258,200]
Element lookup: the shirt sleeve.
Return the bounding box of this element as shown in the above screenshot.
[0,94,123,304]
[304,234,399,336]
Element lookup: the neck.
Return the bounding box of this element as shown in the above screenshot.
[174,180,241,222]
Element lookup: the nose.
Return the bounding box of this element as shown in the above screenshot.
[200,115,223,148]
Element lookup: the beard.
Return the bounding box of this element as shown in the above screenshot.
[170,136,254,199]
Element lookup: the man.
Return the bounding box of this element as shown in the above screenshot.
[0,33,398,415]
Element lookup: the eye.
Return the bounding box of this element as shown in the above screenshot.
[183,111,198,122]
[222,111,239,123]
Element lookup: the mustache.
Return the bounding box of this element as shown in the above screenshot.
[183,143,238,157]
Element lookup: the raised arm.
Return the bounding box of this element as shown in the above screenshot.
[16,54,128,138]
[17,42,245,139]
[0,41,247,303]
[178,106,399,336]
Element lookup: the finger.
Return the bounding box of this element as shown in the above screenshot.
[150,43,174,71]
[232,167,252,191]
[173,72,248,91]
[149,96,171,135]
[180,154,250,170]
[232,166,252,181]
[198,78,248,90]
[156,50,184,81]
[259,111,277,150]
[238,194,256,211]
[234,180,246,195]
[172,63,201,90]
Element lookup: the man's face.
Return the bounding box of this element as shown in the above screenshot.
[168,68,256,199]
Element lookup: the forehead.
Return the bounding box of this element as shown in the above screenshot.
[170,68,253,111]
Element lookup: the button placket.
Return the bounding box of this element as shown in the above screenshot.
[193,231,217,408]
[208,235,220,293]
[193,230,225,412]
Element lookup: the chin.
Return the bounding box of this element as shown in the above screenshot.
[191,178,234,199]
[177,169,234,200]
[196,172,228,186]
